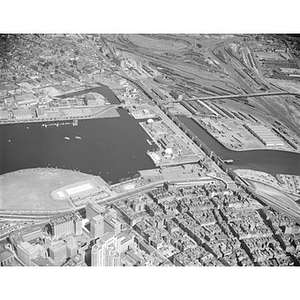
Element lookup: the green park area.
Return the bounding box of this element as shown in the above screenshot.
[0,168,97,213]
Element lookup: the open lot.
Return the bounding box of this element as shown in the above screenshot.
[0,168,101,213]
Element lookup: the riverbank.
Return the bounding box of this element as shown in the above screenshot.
[0,109,158,184]
[0,106,120,126]
[191,116,300,154]
[178,115,300,177]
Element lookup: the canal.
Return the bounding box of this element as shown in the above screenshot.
[178,116,300,177]
[58,83,121,104]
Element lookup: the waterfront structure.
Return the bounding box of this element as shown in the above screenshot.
[164,148,173,158]
[0,110,10,120]
[244,124,284,146]
[16,98,39,108]
[12,108,33,120]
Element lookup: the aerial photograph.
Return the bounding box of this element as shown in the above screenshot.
[1,32,300,268]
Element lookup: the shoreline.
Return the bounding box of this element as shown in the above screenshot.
[190,116,300,155]
[0,106,120,126]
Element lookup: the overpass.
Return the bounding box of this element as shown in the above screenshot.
[169,91,299,103]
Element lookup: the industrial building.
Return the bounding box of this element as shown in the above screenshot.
[244,124,285,146]
[12,108,33,120]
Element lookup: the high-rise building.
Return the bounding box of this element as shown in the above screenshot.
[91,233,121,266]
[50,216,74,240]
[49,241,67,265]
[106,243,120,266]
[91,240,105,267]
[50,213,83,240]
[65,236,78,258]
[90,215,105,238]
[74,214,83,236]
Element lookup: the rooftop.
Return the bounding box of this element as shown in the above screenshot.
[50,240,66,251]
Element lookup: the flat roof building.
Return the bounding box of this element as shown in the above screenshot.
[49,241,67,265]
[50,213,82,240]
[12,108,33,120]
[90,214,105,239]
[244,124,285,147]
[16,242,47,266]
[0,247,14,266]
[65,236,78,258]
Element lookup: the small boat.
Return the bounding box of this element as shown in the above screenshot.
[75,136,82,140]
[8,139,11,143]
[64,136,70,140]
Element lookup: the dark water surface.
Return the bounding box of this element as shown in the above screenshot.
[58,83,121,104]
[178,116,300,177]
[0,109,157,184]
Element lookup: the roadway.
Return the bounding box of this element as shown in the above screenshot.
[95,176,220,208]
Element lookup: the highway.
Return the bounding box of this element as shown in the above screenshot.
[96,176,219,208]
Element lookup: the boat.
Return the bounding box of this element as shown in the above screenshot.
[64,136,70,140]
[75,136,82,140]
[224,159,234,164]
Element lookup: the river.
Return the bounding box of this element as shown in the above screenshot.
[0,109,158,184]
[178,116,300,177]
[0,82,158,184]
